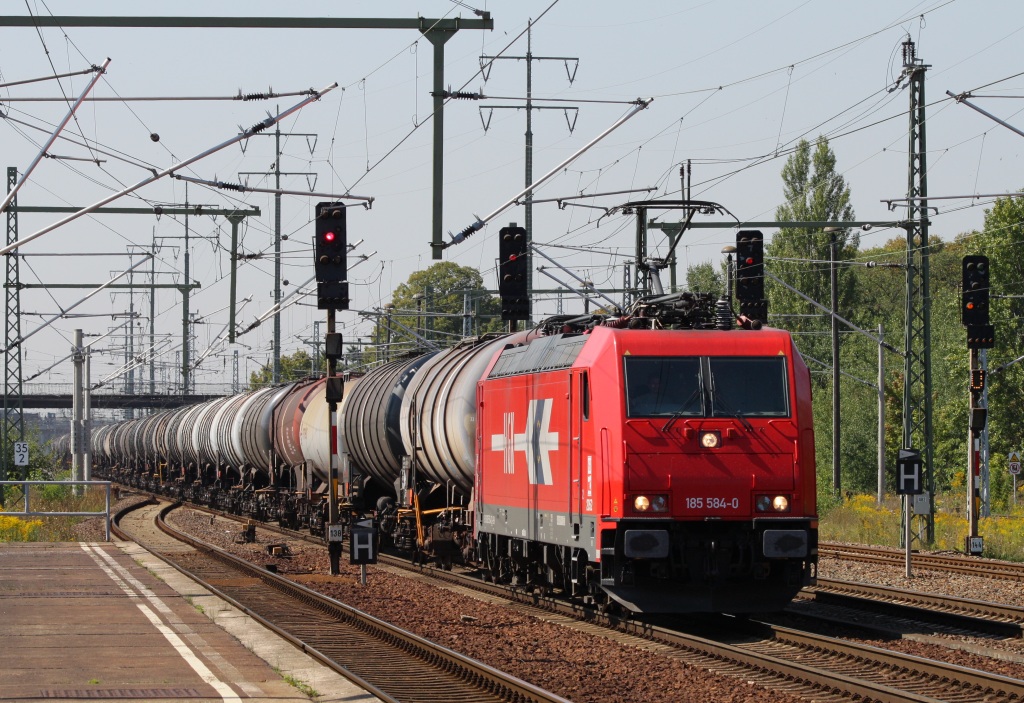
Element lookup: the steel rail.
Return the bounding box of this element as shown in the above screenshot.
[821,542,1024,581]
[156,498,1006,703]
[114,500,569,703]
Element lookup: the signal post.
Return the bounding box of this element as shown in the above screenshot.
[962,255,993,556]
[314,202,349,575]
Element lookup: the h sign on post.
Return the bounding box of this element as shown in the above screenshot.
[349,520,377,565]
[896,448,923,495]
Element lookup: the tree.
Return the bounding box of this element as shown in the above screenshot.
[768,137,858,377]
[685,261,724,299]
[373,262,503,361]
[769,136,860,502]
[249,349,318,388]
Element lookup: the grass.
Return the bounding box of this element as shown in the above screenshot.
[278,671,321,699]
[820,493,1024,561]
[0,483,110,541]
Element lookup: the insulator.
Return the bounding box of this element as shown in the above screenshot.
[248,120,270,134]
[456,222,480,241]
[449,90,480,100]
[716,297,733,330]
[243,92,269,101]
[217,181,245,191]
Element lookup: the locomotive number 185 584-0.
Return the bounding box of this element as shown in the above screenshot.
[685,497,740,510]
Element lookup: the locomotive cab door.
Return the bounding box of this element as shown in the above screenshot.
[569,370,588,539]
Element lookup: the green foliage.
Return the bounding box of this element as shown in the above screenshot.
[763,139,1023,509]
[39,482,72,503]
[1,422,64,487]
[372,262,503,361]
[248,349,319,388]
[685,261,724,298]
[769,137,858,379]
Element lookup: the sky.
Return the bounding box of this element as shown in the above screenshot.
[2,0,1022,396]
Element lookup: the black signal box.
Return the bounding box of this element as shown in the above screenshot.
[966,323,995,350]
[314,202,349,310]
[735,230,768,322]
[498,225,530,321]
[961,255,989,327]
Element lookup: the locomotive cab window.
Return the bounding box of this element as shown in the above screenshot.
[709,357,789,417]
[625,356,789,418]
[580,371,590,420]
[625,357,702,417]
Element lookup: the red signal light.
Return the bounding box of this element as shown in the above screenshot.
[966,302,975,310]
[744,257,754,265]
[323,231,336,243]
[508,254,517,261]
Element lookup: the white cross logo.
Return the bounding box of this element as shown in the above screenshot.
[490,398,558,485]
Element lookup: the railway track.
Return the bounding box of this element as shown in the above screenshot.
[174,499,1024,643]
[821,541,1024,581]
[162,500,1024,703]
[807,578,1024,638]
[114,499,570,703]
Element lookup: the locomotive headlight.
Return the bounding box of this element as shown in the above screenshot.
[632,494,669,513]
[699,431,721,448]
[755,494,791,513]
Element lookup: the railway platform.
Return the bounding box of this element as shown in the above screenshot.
[0,540,380,703]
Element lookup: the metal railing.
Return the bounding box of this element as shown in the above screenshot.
[0,480,112,541]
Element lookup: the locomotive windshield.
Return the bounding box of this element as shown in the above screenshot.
[625,357,703,417]
[709,357,789,417]
[625,356,788,418]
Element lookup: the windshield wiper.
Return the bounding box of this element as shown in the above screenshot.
[709,370,754,432]
[661,386,703,432]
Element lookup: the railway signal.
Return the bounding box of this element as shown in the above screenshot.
[961,255,989,324]
[314,202,349,310]
[498,225,529,321]
[735,230,767,322]
[961,254,992,555]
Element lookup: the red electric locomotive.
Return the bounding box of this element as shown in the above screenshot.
[474,305,817,613]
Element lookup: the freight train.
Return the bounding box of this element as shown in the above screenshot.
[87,290,818,613]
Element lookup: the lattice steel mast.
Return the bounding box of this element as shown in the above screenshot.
[901,39,934,542]
[2,167,24,499]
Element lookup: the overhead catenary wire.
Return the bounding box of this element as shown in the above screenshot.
[0,57,109,215]
[0,81,339,257]
[444,98,652,247]
[0,88,322,102]
[4,255,152,352]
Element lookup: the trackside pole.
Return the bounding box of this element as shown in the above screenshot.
[326,308,343,575]
[905,494,912,578]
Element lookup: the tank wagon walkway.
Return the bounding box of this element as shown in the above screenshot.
[0,541,378,703]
